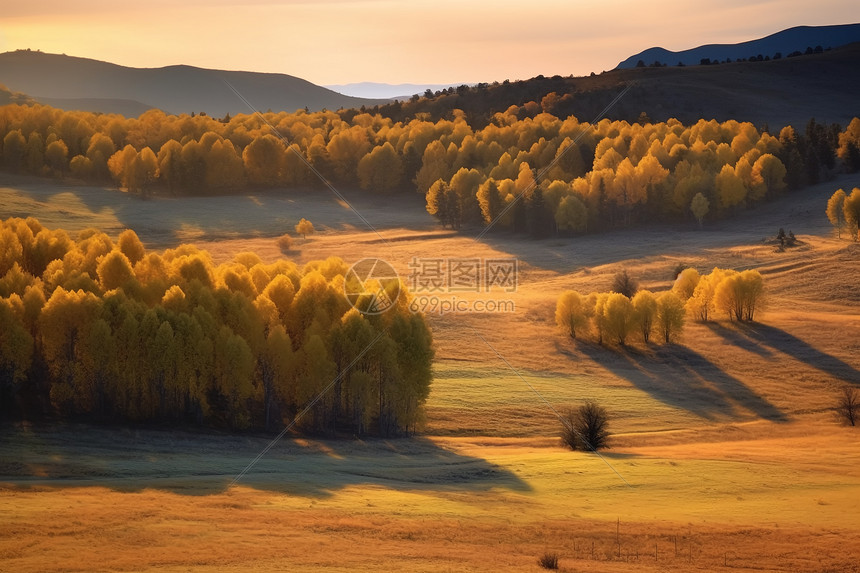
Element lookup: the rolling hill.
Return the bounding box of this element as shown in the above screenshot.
[371,41,860,130]
[326,82,468,99]
[617,23,860,68]
[0,50,388,117]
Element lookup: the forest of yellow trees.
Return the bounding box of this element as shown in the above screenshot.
[0,217,433,434]
[1,103,857,236]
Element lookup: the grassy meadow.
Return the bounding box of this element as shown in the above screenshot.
[1,171,859,571]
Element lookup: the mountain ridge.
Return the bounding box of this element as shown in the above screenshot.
[325,82,470,99]
[0,50,389,117]
[617,23,860,68]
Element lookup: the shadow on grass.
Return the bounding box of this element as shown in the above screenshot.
[577,342,788,422]
[704,323,775,358]
[0,423,531,498]
[735,323,860,383]
[0,174,433,248]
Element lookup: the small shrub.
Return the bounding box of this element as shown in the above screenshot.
[538,552,559,570]
[562,400,611,451]
[672,262,690,279]
[837,386,859,426]
[276,233,292,252]
[611,269,639,297]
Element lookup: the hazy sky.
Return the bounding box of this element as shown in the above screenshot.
[1,1,858,85]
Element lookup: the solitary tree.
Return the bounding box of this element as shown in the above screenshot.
[295,218,315,239]
[562,400,610,451]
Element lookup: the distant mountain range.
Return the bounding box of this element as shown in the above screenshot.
[325,82,469,100]
[0,50,388,117]
[617,23,860,68]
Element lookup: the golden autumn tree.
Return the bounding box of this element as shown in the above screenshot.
[656,291,685,343]
[714,269,764,321]
[749,153,786,201]
[38,287,102,414]
[205,139,245,189]
[672,267,700,301]
[415,140,451,195]
[826,188,847,238]
[632,289,657,343]
[555,290,591,339]
[243,134,284,186]
[295,218,315,239]
[0,298,34,412]
[2,130,26,172]
[326,125,370,184]
[357,142,404,193]
[690,192,710,228]
[843,187,860,239]
[603,292,634,345]
[45,139,69,177]
[715,163,746,211]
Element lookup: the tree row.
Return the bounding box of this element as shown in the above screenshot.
[0,104,856,235]
[555,267,765,345]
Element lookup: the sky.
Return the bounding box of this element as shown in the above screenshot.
[1,0,859,86]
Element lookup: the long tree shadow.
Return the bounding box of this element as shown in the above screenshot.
[0,423,531,498]
[704,323,775,359]
[577,342,788,422]
[735,323,860,384]
[0,175,434,248]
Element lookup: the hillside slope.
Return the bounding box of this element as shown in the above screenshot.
[617,23,860,68]
[0,50,388,117]
[375,43,860,129]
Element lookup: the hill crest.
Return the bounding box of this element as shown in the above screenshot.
[0,50,388,117]
[617,23,860,68]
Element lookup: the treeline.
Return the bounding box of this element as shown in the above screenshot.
[0,103,856,234]
[0,217,433,435]
[424,116,852,235]
[556,267,764,345]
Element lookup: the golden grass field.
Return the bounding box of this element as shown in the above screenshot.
[1,172,859,571]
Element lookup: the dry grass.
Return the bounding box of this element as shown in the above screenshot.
[2,171,860,571]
